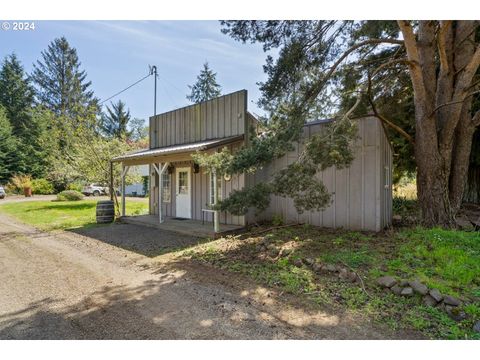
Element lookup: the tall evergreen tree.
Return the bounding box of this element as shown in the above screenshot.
[186,62,222,103]
[32,37,97,117]
[100,100,132,139]
[0,54,51,179]
[0,105,18,182]
[0,53,35,138]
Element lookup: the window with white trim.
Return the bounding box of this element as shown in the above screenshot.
[162,172,171,203]
[209,172,222,205]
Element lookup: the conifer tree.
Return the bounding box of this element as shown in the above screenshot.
[187,62,222,103]
[32,37,97,117]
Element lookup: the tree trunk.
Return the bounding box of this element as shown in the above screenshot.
[399,20,480,227]
[415,115,455,226]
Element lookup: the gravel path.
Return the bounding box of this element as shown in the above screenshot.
[0,210,416,339]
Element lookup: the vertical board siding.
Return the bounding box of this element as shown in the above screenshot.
[255,117,392,232]
[150,90,247,148]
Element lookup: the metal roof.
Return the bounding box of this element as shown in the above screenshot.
[112,135,244,163]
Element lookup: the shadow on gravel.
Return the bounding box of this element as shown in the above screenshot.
[69,222,212,257]
[0,258,415,340]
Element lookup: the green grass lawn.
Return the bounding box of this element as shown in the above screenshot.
[181,225,480,339]
[0,199,149,231]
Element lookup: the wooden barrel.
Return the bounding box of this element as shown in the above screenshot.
[96,200,115,224]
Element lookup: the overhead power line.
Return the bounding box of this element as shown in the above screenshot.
[99,72,152,105]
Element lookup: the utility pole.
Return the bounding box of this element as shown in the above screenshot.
[151,65,158,116]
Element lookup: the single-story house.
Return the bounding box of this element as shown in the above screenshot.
[111,90,392,234]
[124,165,149,196]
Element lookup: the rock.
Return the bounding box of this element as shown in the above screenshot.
[400,287,414,297]
[436,302,446,312]
[293,258,303,267]
[445,305,467,322]
[268,249,278,257]
[429,289,443,303]
[377,276,397,288]
[443,295,462,307]
[473,321,480,334]
[423,295,438,307]
[312,263,323,272]
[347,272,358,283]
[409,280,428,296]
[304,258,315,266]
[390,285,403,295]
[338,268,349,280]
[323,264,337,273]
[399,280,409,287]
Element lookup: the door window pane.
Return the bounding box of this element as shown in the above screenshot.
[178,171,188,194]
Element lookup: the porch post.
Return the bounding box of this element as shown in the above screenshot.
[158,163,162,224]
[110,161,114,201]
[213,169,220,233]
[153,162,169,224]
[121,165,129,217]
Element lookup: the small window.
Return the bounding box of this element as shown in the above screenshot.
[162,172,171,203]
[178,171,189,194]
[209,172,222,205]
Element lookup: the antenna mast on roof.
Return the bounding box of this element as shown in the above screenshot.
[149,65,158,116]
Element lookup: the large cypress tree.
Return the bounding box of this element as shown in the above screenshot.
[186,62,222,103]
[32,37,97,117]
[218,20,480,227]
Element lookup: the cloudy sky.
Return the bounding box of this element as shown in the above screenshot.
[0,21,270,123]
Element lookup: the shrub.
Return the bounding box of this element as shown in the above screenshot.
[7,174,32,193]
[66,182,83,192]
[32,178,55,194]
[56,190,84,201]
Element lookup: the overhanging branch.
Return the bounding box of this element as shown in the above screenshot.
[367,73,415,145]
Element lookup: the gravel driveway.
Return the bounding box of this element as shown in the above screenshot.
[0,207,413,339]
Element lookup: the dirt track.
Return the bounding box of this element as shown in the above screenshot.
[0,206,416,339]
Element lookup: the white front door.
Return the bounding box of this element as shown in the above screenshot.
[175,167,191,219]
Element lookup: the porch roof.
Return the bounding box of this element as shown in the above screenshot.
[111,135,244,164]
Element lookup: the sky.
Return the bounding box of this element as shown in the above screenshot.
[0,21,270,124]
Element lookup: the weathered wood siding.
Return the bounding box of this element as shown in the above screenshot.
[149,90,248,149]
[250,117,392,231]
[150,142,246,226]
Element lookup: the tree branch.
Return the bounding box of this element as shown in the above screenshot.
[397,21,429,105]
[437,21,452,76]
[473,110,480,126]
[367,74,415,145]
[430,89,480,116]
[302,37,404,107]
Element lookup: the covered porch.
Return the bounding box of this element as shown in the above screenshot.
[119,215,243,238]
[110,135,245,237]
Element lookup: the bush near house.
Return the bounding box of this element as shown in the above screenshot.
[66,182,84,192]
[31,178,55,194]
[56,190,84,201]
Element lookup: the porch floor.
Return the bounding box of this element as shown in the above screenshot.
[119,215,244,238]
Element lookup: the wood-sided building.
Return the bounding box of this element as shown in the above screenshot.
[112,90,392,232]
